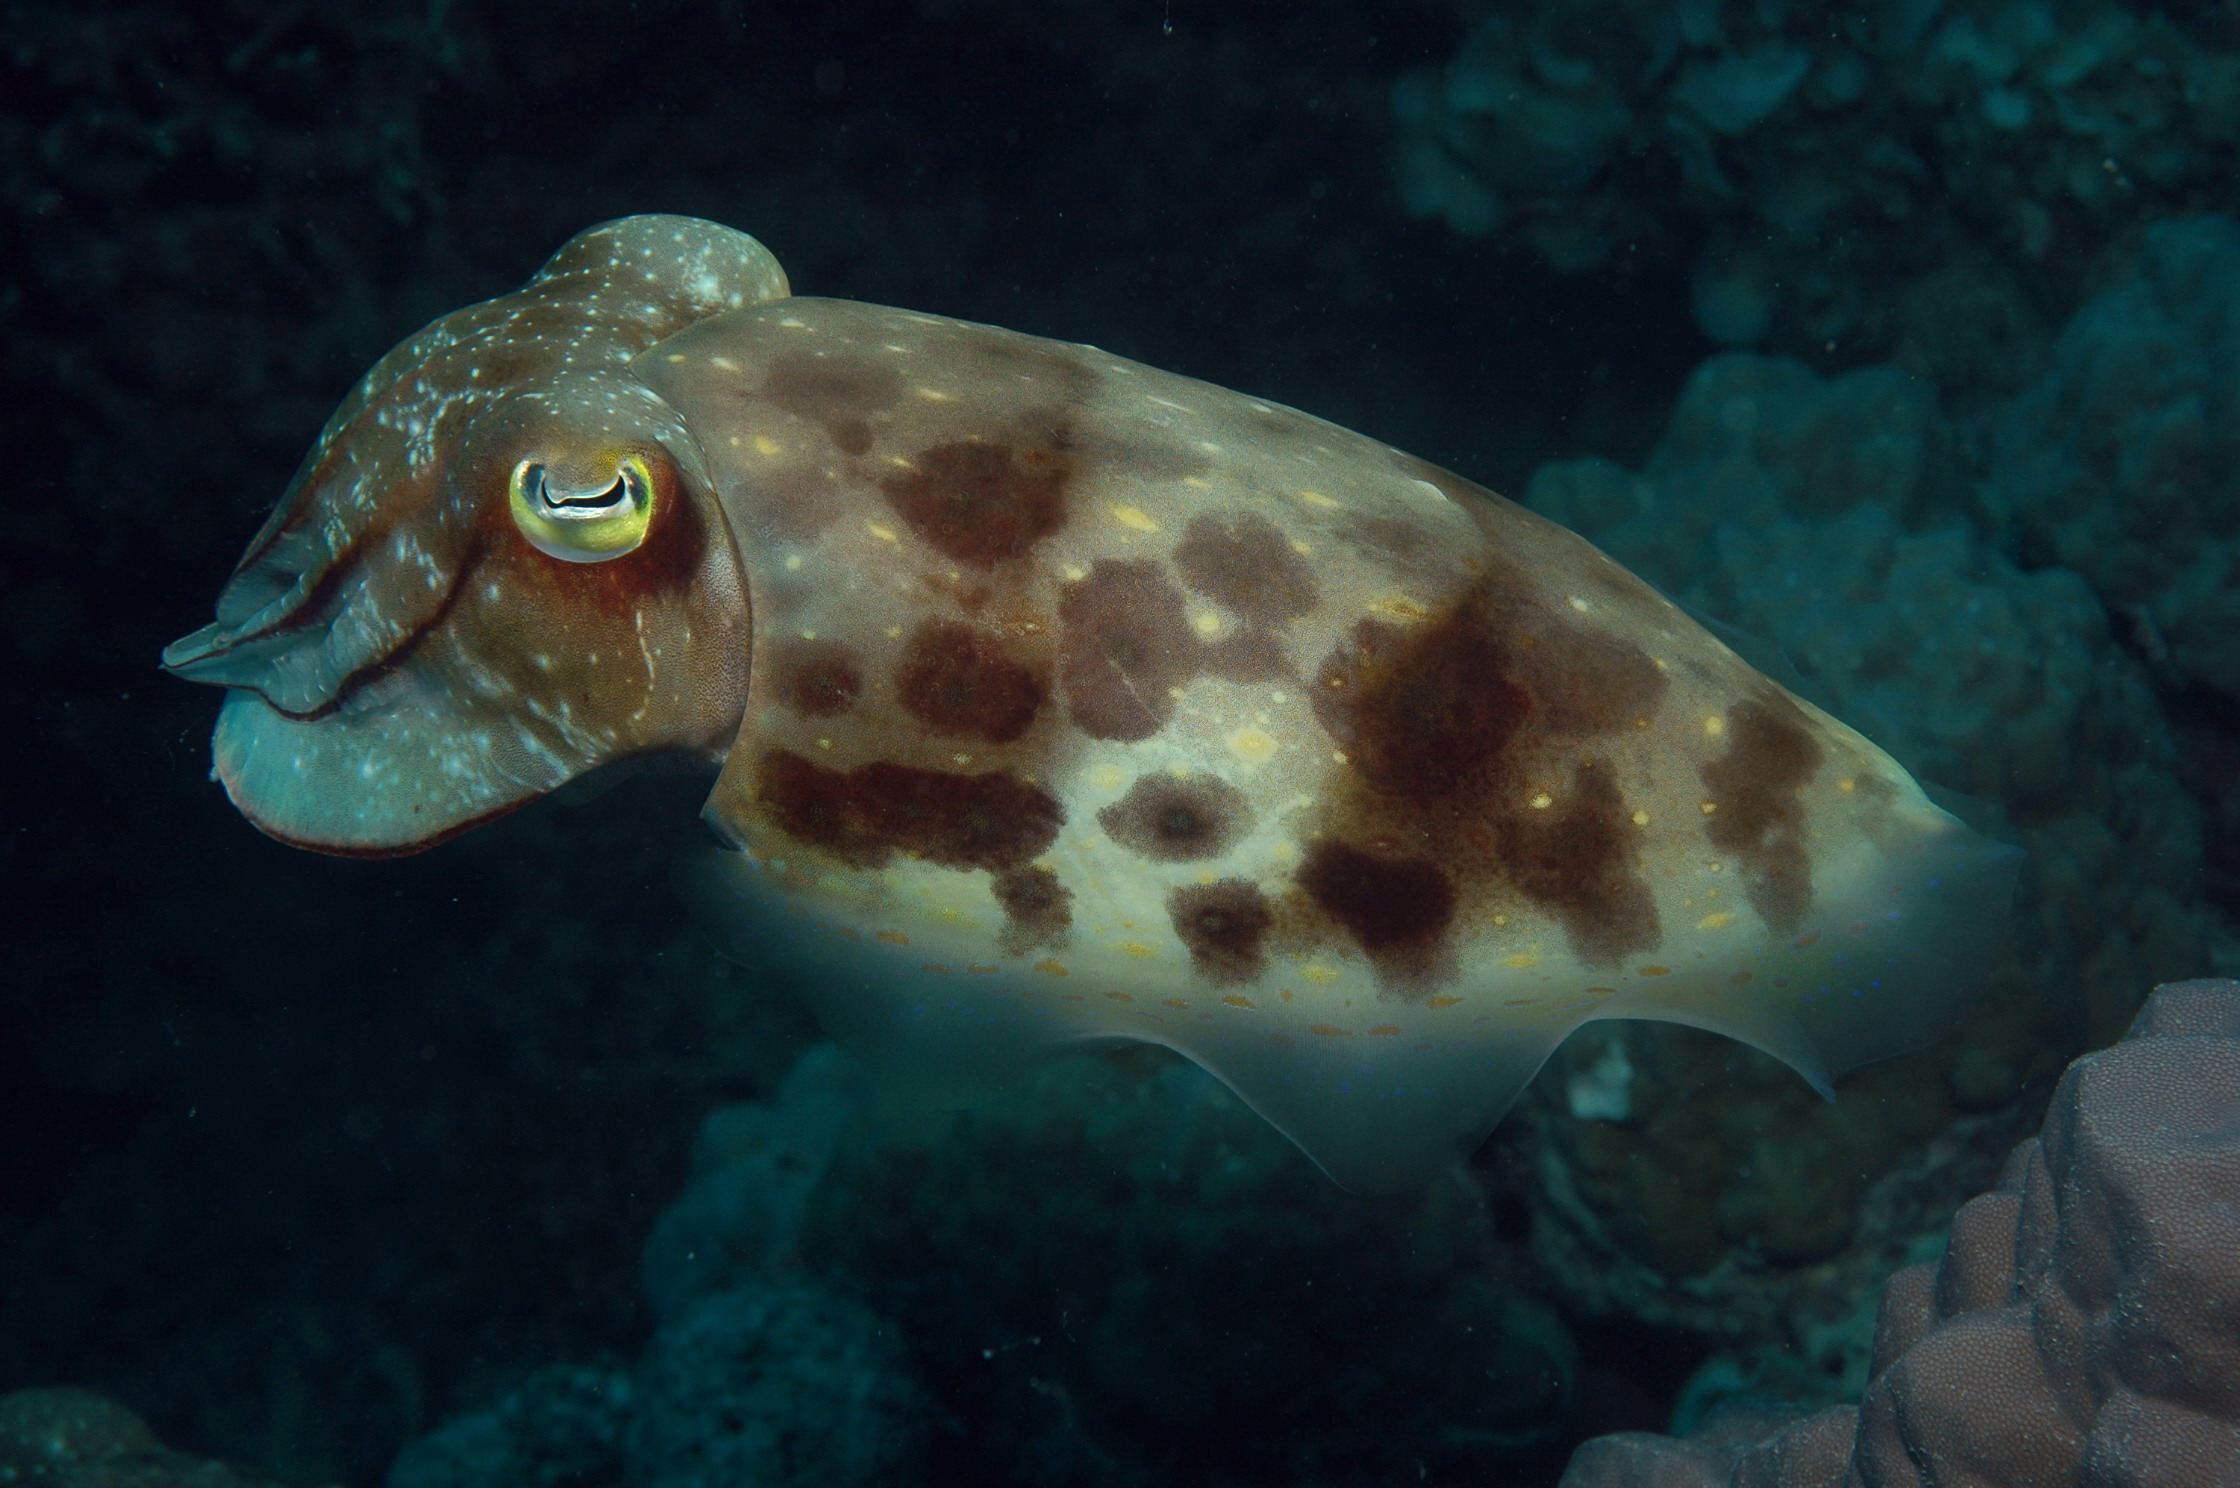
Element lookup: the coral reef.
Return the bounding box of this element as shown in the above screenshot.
[385,1041,1599,1485]
[638,1046,862,1326]
[387,1054,928,1488]
[385,1285,928,1488]
[794,1047,1584,1482]
[1394,0,2240,394]
[0,1387,315,1488]
[1528,349,2210,1045]
[1558,977,2240,1486]
[1982,216,2240,700]
[627,1285,927,1488]
[384,1366,632,1488]
[1517,344,2215,1406]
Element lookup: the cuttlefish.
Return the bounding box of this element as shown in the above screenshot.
[165,215,2019,1190]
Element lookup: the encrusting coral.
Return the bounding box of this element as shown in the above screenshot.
[1395,0,2240,393]
[1558,977,2240,1486]
[1981,216,2240,701]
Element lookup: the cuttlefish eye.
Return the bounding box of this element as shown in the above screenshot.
[507,453,656,562]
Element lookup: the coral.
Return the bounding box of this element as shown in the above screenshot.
[1982,216,2240,700]
[385,1365,632,1488]
[0,1387,314,1488]
[626,1284,928,1488]
[1557,977,2240,1487]
[797,1045,1583,1482]
[385,1059,928,1488]
[639,1045,862,1326]
[1393,0,2240,394]
[385,1285,928,1488]
[381,1039,1591,1483]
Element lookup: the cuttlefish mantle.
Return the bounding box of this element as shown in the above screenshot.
[165,214,2021,1192]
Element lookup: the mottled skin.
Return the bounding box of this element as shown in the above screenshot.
[168,217,2020,1189]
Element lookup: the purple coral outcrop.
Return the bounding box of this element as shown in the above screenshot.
[1559,978,2240,1488]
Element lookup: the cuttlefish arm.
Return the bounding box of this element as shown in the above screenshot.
[162,217,786,853]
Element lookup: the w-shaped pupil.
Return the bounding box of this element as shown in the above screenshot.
[549,476,627,511]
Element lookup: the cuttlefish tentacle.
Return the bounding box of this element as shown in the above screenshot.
[166,216,2020,1186]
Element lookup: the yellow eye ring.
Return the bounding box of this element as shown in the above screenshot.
[508,454,656,562]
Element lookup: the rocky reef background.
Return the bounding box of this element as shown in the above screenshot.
[3,1,2236,1485]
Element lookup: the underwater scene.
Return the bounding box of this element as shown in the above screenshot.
[6,1,2240,1484]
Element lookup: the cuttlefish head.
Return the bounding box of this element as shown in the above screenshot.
[164,216,788,854]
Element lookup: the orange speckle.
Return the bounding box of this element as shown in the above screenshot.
[1034,959,1069,976]
[835,926,861,940]
[1222,994,1257,1010]
[1105,991,1133,1002]
[876,929,909,946]
[1586,987,1617,997]
[1161,998,1189,1010]
[1310,1023,1352,1037]
[1427,995,1463,1009]
[1792,933,1821,949]
[1731,971,1754,983]
[922,963,953,975]
[1637,965,1673,977]
[1849,922,1870,935]
[1271,1033,1295,1048]
[1367,1024,1401,1037]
